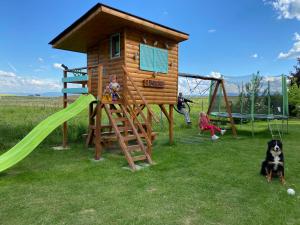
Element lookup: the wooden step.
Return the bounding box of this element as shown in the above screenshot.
[119,127,134,133]
[114,117,127,122]
[124,135,137,141]
[110,109,123,114]
[127,145,141,152]
[132,155,147,161]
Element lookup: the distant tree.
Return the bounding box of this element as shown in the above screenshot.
[234,72,268,115]
[290,58,300,88]
[288,58,300,117]
[288,83,300,117]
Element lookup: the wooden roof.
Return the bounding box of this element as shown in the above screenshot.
[49,3,189,53]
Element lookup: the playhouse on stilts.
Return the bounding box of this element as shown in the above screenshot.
[49,3,189,170]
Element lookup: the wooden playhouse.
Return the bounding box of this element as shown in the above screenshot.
[49,3,189,170]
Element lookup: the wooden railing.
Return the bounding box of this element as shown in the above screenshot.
[122,65,159,123]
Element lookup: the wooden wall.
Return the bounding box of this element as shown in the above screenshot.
[87,32,125,97]
[124,28,178,105]
[87,28,179,105]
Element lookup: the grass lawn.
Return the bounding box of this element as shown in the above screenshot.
[0,96,300,225]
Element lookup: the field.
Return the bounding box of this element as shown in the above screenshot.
[0,96,300,225]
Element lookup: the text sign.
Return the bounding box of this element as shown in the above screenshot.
[143,79,165,88]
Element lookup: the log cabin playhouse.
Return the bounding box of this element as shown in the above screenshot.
[49,3,189,170]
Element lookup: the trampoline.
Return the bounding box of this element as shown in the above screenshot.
[208,73,289,135]
[210,112,288,120]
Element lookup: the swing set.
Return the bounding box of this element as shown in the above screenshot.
[177,73,237,136]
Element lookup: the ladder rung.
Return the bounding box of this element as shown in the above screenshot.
[118,127,131,132]
[127,145,141,152]
[124,135,137,141]
[133,155,147,161]
[110,109,123,114]
[114,117,127,122]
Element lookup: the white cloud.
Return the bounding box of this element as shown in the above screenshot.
[251,53,259,58]
[208,29,216,33]
[269,0,300,20]
[0,70,61,93]
[53,63,64,70]
[278,32,300,59]
[0,70,16,77]
[38,57,44,62]
[210,71,222,78]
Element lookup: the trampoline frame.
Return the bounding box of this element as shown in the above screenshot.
[209,74,289,136]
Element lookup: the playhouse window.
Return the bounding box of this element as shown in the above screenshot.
[139,44,168,73]
[110,33,120,58]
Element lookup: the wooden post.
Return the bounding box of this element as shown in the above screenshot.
[88,67,92,93]
[94,64,103,160]
[63,70,68,148]
[97,65,103,99]
[207,81,220,115]
[94,104,102,160]
[221,80,237,137]
[86,102,95,147]
[159,104,171,123]
[147,108,153,156]
[169,104,174,144]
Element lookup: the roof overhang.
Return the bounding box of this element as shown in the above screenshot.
[49,3,189,53]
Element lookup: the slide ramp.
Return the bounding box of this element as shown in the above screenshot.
[0,94,95,173]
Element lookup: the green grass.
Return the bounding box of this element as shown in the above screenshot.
[0,94,16,97]
[0,96,300,225]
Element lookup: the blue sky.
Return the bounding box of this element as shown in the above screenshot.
[1,0,300,93]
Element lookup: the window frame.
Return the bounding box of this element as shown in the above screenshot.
[110,33,121,59]
[139,43,168,74]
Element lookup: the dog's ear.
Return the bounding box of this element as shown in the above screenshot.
[267,140,273,149]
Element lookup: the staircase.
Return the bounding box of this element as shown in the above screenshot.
[104,103,153,170]
[86,65,160,171]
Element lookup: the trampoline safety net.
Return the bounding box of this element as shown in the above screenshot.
[209,73,289,120]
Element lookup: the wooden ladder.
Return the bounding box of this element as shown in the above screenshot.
[103,103,153,170]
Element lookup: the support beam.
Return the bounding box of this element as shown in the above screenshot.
[169,104,174,144]
[221,80,237,137]
[97,64,103,99]
[94,103,102,160]
[86,102,95,147]
[159,104,171,123]
[62,70,68,148]
[207,81,220,115]
[147,108,153,156]
[94,64,103,160]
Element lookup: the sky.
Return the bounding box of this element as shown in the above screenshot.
[1,0,300,94]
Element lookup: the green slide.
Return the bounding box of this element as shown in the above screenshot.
[0,94,95,173]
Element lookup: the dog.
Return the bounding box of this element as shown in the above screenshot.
[260,140,285,184]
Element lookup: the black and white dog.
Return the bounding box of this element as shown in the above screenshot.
[260,140,285,184]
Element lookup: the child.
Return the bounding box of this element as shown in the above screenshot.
[102,85,112,102]
[177,92,193,125]
[109,75,120,101]
[199,112,226,141]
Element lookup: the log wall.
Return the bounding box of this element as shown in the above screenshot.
[124,28,178,105]
[87,28,179,104]
[87,31,125,97]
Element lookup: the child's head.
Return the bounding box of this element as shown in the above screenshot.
[110,75,117,82]
[199,112,206,117]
